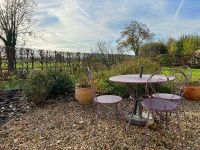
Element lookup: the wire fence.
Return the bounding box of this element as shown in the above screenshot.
[0,46,132,80]
[1,46,199,80]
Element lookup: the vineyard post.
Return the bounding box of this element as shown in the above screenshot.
[0,51,2,80]
[54,51,57,70]
[31,50,34,69]
[45,51,49,69]
[77,52,80,73]
[26,49,30,73]
[67,52,71,74]
[39,50,44,70]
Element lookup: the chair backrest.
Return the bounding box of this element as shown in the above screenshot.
[146,68,189,99]
[178,66,192,83]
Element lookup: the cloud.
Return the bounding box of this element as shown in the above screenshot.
[174,0,186,18]
[26,0,200,52]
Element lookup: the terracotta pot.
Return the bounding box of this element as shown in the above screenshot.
[184,85,200,101]
[75,87,94,105]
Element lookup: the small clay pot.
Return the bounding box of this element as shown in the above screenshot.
[75,87,94,105]
[184,85,200,101]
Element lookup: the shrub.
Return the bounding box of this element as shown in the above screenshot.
[46,70,74,96]
[94,57,160,96]
[23,69,74,105]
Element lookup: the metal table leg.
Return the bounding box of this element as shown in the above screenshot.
[125,84,153,126]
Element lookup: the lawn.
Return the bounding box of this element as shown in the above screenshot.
[190,68,200,82]
[162,67,200,83]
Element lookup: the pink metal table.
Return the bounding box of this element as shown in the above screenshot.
[109,74,174,126]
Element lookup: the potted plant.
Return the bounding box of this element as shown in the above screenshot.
[184,81,200,101]
[75,76,94,105]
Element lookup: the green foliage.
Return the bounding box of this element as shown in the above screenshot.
[46,70,74,96]
[75,74,91,88]
[23,69,74,105]
[94,57,160,96]
[140,42,168,57]
[0,79,24,90]
[168,34,200,55]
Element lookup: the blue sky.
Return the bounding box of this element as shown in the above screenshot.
[28,0,200,52]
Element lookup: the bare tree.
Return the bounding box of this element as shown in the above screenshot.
[0,0,36,72]
[92,41,122,68]
[117,20,154,56]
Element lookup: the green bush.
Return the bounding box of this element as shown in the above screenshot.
[46,70,74,96]
[23,69,74,105]
[94,57,160,96]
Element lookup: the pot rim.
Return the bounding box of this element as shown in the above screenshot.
[75,86,92,89]
[185,85,200,88]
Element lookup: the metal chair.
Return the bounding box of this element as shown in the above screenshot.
[85,67,123,121]
[141,68,186,149]
[151,67,189,123]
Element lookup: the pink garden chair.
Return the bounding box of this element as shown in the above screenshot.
[85,67,123,121]
[141,68,187,149]
[151,67,190,123]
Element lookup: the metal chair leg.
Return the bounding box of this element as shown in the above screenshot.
[125,104,135,133]
[141,110,150,150]
[96,103,100,122]
[175,110,184,149]
[180,99,187,125]
[115,103,120,120]
[165,112,168,129]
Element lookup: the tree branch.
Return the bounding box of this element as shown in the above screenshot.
[0,34,7,43]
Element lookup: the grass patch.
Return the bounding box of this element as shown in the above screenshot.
[190,68,200,82]
[162,67,200,82]
[0,79,24,90]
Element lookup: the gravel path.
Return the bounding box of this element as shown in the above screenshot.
[0,98,200,150]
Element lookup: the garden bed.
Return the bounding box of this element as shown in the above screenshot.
[0,89,29,126]
[0,96,200,149]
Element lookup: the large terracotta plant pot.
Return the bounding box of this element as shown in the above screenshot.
[184,85,200,101]
[75,87,94,105]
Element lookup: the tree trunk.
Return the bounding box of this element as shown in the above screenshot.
[5,46,16,73]
[135,49,139,56]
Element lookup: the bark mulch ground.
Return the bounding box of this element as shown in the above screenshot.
[0,95,200,150]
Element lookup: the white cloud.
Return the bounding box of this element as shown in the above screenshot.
[174,0,186,18]
[26,0,200,52]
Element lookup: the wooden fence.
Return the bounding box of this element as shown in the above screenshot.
[0,46,131,80]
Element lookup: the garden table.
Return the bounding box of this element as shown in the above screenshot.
[109,74,175,126]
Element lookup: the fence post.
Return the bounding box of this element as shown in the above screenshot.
[54,51,57,70]
[67,52,71,74]
[26,48,30,73]
[45,51,49,69]
[76,52,80,73]
[39,50,44,70]
[19,48,24,69]
[59,52,62,71]
[0,51,2,80]
[31,50,34,70]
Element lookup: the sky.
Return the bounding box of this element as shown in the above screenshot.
[26,0,200,52]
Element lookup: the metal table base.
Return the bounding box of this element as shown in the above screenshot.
[125,111,154,126]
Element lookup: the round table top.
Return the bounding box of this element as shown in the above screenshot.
[109,74,174,84]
